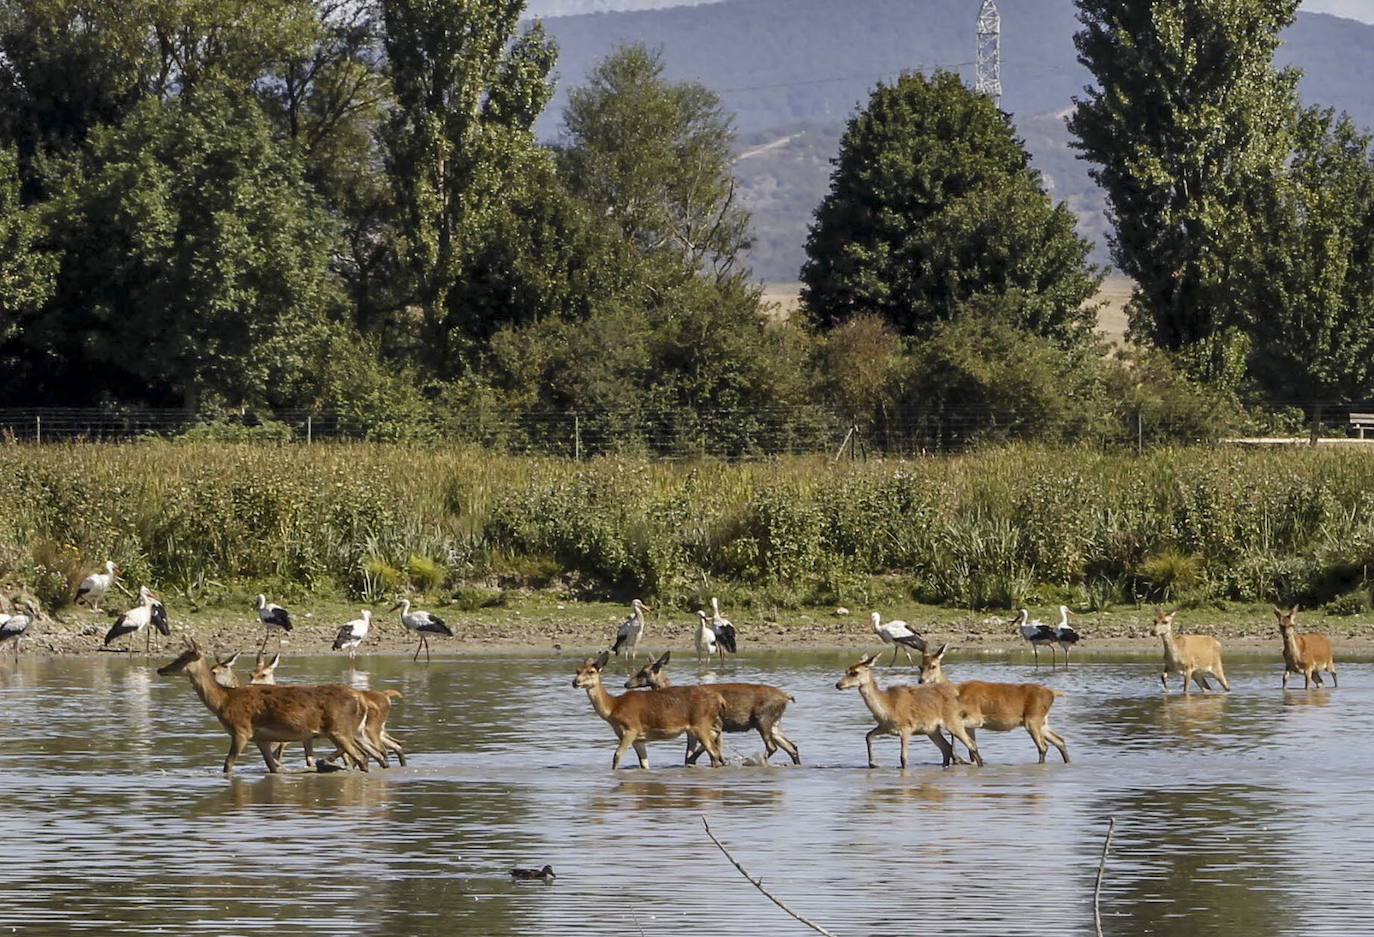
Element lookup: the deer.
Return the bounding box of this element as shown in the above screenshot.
[623,651,800,765]
[572,650,726,770]
[157,640,383,774]
[1275,605,1337,689]
[1153,609,1230,694]
[835,653,983,768]
[246,652,407,768]
[917,645,1069,763]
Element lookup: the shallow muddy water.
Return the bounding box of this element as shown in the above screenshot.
[0,647,1369,936]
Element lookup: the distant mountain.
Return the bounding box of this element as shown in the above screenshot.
[537,0,1374,280]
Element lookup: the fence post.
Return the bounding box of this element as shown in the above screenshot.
[1136,408,1143,455]
[574,412,581,461]
[35,415,40,443]
[306,415,312,445]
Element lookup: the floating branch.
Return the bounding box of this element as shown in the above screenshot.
[701,815,841,937]
[1094,816,1116,937]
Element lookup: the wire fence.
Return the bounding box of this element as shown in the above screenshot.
[1,405,1371,457]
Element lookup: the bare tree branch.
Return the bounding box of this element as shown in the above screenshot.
[1094,816,1116,937]
[701,815,841,937]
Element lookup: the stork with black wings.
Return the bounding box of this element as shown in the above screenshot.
[709,597,737,661]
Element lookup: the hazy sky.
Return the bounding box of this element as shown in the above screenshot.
[1304,0,1374,21]
[527,0,1374,23]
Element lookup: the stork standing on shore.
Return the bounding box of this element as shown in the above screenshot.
[104,587,168,653]
[610,598,651,661]
[1013,609,1057,666]
[0,603,35,656]
[75,561,119,613]
[709,597,738,662]
[870,611,927,664]
[1053,605,1080,667]
[391,599,451,662]
[256,595,292,654]
[332,610,371,666]
[694,610,717,664]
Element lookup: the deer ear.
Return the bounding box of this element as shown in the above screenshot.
[1273,605,1284,617]
[862,652,880,666]
[1292,604,1301,614]
[655,650,671,668]
[594,650,610,670]
[934,643,948,659]
[270,653,281,667]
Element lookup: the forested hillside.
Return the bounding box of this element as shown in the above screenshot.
[537,0,1374,279]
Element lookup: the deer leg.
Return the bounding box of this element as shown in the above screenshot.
[864,726,884,768]
[1027,721,1050,763]
[771,726,801,765]
[925,729,954,767]
[1282,668,1290,689]
[224,733,250,774]
[947,724,983,766]
[1044,727,1070,763]
[1160,669,1170,693]
[698,726,725,767]
[683,731,701,765]
[1329,666,1338,688]
[382,732,406,766]
[611,731,635,770]
[256,740,285,772]
[631,738,650,769]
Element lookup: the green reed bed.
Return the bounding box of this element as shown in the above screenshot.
[3,441,1374,616]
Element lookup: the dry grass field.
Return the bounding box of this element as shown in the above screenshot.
[761,275,1136,343]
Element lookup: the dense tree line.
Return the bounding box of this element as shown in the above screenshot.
[0,0,1364,451]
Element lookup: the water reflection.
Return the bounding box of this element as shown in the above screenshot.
[1098,785,1299,937]
[0,651,1372,936]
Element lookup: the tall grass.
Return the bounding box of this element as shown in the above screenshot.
[4,440,1374,613]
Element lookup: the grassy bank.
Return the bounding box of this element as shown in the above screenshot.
[4,442,1374,622]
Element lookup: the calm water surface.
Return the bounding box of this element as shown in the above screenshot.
[0,647,1370,936]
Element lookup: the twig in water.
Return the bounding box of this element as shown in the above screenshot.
[630,908,647,937]
[701,815,841,937]
[1094,816,1116,937]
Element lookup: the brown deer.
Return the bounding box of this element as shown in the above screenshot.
[247,652,406,768]
[918,645,1069,763]
[157,640,382,774]
[835,653,982,768]
[1154,610,1230,694]
[572,650,726,770]
[623,651,801,765]
[1275,605,1337,689]
[209,651,243,688]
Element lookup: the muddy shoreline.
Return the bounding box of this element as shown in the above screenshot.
[13,604,1374,658]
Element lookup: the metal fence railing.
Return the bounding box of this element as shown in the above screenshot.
[1,405,1372,457]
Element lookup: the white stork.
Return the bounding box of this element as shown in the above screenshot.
[1013,609,1057,666]
[75,561,120,613]
[694,610,717,664]
[333,610,372,665]
[870,611,926,664]
[1053,605,1080,667]
[610,598,651,660]
[391,599,451,662]
[0,603,35,656]
[256,594,293,654]
[104,586,168,653]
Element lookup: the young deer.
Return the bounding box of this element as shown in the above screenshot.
[209,652,244,688]
[248,652,406,768]
[158,640,380,773]
[918,645,1069,763]
[1275,605,1337,689]
[572,650,726,770]
[623,651,800,765]
[1154,610,1231,694]
[835,653,982,768]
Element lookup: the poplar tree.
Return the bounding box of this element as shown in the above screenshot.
[1069,0,1300,376]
